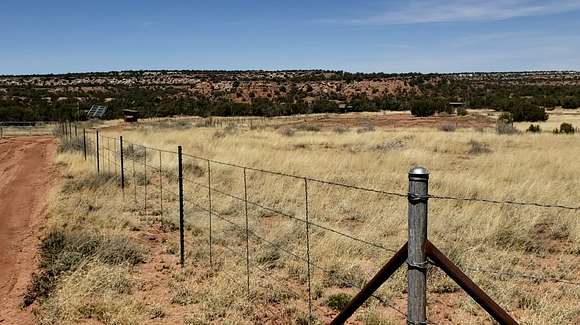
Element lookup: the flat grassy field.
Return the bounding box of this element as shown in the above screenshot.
[33,110,580,324]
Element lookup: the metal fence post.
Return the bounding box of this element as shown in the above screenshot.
[107,138,110,173]
[207,160,213,268]
[114,138,118,176]
[132,144,137,203]
[83,129,87,160]
[144,147,147,214]
[407,166,429,325]
[120,136,125,197]
[96,131,100,174]
[178,146,185,266]
[243,168,250,295]
[304,178,313,324]
[159,151,163,218]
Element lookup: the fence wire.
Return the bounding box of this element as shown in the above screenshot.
[58,125,580,325]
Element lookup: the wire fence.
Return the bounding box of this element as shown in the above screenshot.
[57,123,579,324]
[0,121,57,139]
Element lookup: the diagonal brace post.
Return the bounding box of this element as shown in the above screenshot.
[330,243,408,325]
[425,241,518,325]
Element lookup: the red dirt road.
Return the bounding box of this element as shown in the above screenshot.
[0,136,57,324]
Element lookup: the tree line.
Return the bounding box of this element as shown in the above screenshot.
[1,74,579,122]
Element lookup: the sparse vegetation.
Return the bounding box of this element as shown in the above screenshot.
[467,140,492,155]
[24,229,145,307]
[553,122,576,134]
[333,125,350,134]
[58,137,87,153]
[278,126,296,136]
[496,114,520,135]
[439,122,456,132]
[326,293,352,311]
[457,106,468,116]
[527,124,541,133]
[33,112,580,325]
[357,123,376,133]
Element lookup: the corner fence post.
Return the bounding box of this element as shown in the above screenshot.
[407,166,429,325]
[96,131,100,174]
[83,129,87,160]
[120,136,125,198]
[178,146,185,266]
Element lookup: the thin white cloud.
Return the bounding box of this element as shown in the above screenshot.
[341,0,580,25]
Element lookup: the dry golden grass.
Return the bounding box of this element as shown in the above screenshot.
[38,112,580,324]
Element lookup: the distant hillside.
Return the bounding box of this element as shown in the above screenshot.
[1,70,579,121]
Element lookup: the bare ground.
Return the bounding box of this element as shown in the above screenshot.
[0,136,57,324]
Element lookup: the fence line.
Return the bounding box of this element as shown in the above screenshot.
[95,132,580,211]
[428,193,580,211]
[57,123,580,324]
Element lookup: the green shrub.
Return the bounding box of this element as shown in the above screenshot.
[410,100,435,117]
[457,106,468,116]
[498,112,513,124]
[526,124,541,133]
[294,313,321,325]
[410,99,450,117]
[562,97,580,109]
[554,122,576,134]
[326,293,352,311]
[508,102,548,122]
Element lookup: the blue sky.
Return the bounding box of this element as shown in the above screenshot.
[1,0,580,74]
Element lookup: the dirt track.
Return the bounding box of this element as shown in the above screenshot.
[0,136,57,324]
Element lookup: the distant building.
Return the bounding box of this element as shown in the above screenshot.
[448,102,466,108]
[123,109,139,123]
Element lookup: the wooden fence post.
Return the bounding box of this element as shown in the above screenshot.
[407,166,429,324]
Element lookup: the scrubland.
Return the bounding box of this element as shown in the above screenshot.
[29,111,580,324]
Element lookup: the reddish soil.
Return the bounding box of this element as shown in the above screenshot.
[0,136,57,324]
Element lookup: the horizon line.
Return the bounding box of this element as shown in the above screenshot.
[1,69,579,78]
